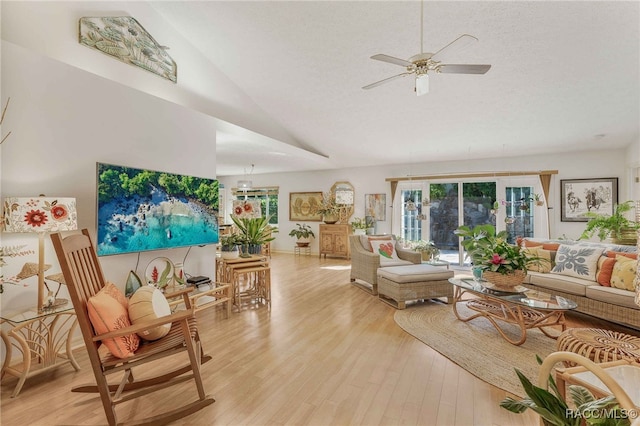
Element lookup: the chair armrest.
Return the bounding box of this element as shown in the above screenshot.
[92,308,194,341]
[396,245,421,264]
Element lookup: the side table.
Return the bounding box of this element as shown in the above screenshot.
[294,245,311,256]
[1,306,80,397]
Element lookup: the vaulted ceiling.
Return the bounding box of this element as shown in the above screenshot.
[151,1,640,176]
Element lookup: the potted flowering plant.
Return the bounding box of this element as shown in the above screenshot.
[454,224,540,287]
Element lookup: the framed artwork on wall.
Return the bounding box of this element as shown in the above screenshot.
[365,193,386,221]
[560,177,618,222]
[289,192,323,221]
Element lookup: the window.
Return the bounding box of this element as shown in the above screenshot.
[232,187,279,225]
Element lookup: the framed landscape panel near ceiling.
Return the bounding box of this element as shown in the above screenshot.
[289,192,323,222]
[560,177,618,222]
[365,194,386,221]
[79,16,177,83]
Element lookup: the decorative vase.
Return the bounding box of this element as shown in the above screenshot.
[354,229,366,236]
[323,214,338,224]
[221,248,239,259]
[483,270,526,289]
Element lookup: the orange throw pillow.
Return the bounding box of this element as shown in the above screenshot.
[87,284,140,358]
[596,256,616,286]
[607,251,638,260]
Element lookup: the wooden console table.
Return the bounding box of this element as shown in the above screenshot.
[1,306,80,397]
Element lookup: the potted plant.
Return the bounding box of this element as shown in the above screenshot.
[316,192,341,224]
[501,357,629,426]
[454,224,540,288]
[219,233,242,259]
[533,193,545,206]
[579,200,639,245]
[350,217,368,235]
[231,215,277,255]
[412,240,440,262]
[289,223,315,247]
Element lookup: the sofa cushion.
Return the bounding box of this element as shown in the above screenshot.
[551,245,603,281]
[365,235,394,251]
[525,271,595,296]
[377,264,454,283]
[595,256,616,287]
[585,285,640,309]
[609,255,637,291]
[607,251,638,260]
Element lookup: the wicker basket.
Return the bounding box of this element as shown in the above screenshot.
[483,270,526,289]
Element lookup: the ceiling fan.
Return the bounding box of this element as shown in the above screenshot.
[363,2,491,96]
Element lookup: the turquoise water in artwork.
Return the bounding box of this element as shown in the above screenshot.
[97,190,219,256]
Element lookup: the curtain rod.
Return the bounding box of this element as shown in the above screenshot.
[385,170,558,183]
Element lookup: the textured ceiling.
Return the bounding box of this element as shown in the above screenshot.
[151,1,640,176]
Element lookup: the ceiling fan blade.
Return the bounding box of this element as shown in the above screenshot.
[437,64,491,74]
[362,72,413,90]
[431,34,478,62]
[370,54,413,68]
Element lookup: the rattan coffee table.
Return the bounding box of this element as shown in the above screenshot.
[449,276,578,346]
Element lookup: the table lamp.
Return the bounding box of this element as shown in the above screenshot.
[3,196,77,312]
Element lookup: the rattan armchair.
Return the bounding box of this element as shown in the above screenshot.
[349,235,421,294]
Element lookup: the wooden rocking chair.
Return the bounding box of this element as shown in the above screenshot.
[50,229,214,426]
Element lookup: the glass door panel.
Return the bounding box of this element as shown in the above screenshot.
[429,183,459,263]
[504,186,534,243]
[400,189,422,243]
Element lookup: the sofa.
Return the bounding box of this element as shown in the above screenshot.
[518,238,639,330]
[349,235,421,295]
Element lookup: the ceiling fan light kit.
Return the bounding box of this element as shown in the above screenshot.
[364,2,491,96]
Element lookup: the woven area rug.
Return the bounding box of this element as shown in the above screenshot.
[394,300,561,397]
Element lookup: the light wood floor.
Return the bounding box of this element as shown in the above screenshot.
[2,253,637,426]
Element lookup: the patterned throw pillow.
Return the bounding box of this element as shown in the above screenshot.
[610,255,637,291]
[551,245,603,281]
[523,247,554,273]
[87,283,140,358]
[369,239,401,265]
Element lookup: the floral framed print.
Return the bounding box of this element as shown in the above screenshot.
[290,192,323,221]
[365,194,386,221]
[560,177,617,222]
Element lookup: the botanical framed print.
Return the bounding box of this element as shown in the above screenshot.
[560,178,617,222]
[289,192,323,221]
[365,193,386,221]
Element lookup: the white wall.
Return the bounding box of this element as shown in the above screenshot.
[1,42,218,312]
[220,147,631,253]
[1,0,304,152]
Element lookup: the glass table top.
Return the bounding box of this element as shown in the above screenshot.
[449,276,578,311]
[1,305,75,323]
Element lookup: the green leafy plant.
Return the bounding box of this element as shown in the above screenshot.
[411,240,440,260]
[231,215,277,246]
[579,201,640,242]
[288,223,315,239]
[501,357,630,426]
[219,233,243,251]
[350,217,368,231]
[454,224,537,274]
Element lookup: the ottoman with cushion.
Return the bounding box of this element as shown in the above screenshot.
[376,264,455,309]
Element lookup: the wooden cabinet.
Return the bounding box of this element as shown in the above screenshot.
[319,224,351,259]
